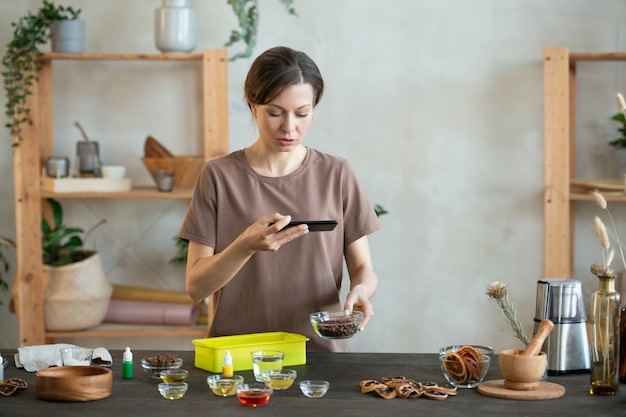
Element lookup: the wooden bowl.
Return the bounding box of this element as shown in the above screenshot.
[36,366,112,401]
[498,349,547,391]
[141,156,204,189]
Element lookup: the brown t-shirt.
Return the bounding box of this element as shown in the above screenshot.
[179,148,380,351]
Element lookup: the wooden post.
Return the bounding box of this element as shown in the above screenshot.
[11,62,48,346]
[543,48,572,278]
[202,49,229,160]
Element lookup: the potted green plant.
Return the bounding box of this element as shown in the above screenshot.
[0,238,14,306]
[41,198,97,266]
[609,112,626,178]
[226,0,297,61]
[1,199,112,330]
[2,1,81,145]
[609,112,626,149]
[39,198,112,331]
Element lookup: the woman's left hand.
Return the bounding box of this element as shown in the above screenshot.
[343,236,378,332]
[344,285,374,331]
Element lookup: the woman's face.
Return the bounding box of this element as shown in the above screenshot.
[251,83,314,153]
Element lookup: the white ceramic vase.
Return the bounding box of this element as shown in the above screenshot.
[155,0,197,53]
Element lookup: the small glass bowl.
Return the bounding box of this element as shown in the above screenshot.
[207,374,244,396]
[141,356,183,379]
[260,369,297,390]
[439,345,493,388]
[299,380,330,398]
[236,383,273,407]
[160,368,188,383]
[309,311,363,339]
[158,382,188,400]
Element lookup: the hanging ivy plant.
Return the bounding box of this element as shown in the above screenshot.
[226,0,297,61]
[2,1,81,146]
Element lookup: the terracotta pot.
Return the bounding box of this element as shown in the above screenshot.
[499,349,547,391]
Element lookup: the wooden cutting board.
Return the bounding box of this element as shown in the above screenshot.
[477,379,565,400]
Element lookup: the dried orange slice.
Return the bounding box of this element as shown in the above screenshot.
[457,345,482,362]
[456,345,484,382]
[5,378,28,389]
[374,386,397,399]
[443,352,468,383]
[360,379,385,393]
[0,383,17,396]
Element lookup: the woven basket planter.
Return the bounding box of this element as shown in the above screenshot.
[43,251,113,331]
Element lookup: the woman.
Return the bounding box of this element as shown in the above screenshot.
[179,46,380,351]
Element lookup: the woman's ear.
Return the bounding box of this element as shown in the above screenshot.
[250,104,258,120]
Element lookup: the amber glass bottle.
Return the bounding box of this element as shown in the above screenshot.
[619,305,626,383]
[590,273,620,395]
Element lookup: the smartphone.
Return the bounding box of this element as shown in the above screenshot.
[271,220,338,232]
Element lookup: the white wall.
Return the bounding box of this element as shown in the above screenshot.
[1,0,625,353]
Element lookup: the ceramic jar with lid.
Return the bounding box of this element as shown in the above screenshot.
[155,0,197,53]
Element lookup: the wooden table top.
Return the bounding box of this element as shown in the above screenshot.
[1,349,624,416]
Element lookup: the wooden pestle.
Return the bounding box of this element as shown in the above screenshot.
[520,319,554,356]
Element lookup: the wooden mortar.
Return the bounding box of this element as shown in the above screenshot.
[499,319,553,390]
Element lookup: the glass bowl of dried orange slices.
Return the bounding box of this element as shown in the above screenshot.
[439,345,493,388]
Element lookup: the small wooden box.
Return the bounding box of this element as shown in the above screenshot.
[41,177,132,193]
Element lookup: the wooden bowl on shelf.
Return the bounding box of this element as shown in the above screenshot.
[36,366,112,401]
[141,156,204,190]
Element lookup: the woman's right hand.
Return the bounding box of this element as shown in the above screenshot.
[238,213,309,253]
[186,213,308,302]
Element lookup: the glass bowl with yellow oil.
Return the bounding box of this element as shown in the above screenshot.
[207,374,244,396]
[158,382,188,400]
[160,369,188,383]
[260,369,297,390]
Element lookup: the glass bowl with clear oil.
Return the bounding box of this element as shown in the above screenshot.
[158,382,188,400]
[207,374,244,397]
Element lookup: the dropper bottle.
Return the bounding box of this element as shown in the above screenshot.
[222,350,233,377]
[122,347,134,379]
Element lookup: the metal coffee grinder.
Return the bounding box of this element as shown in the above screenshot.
[534,278,590,375]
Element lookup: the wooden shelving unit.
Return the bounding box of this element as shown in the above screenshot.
[543,48,626,278]
[12,50,229,346]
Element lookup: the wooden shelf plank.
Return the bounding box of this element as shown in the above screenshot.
[39,53,204,61]
[571,192,626,201]
[45,324,206,341]
[41,185,193,199]
[570,52,626,63]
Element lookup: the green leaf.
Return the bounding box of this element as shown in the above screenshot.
[374,204,388,217]
[225,0,296,61]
